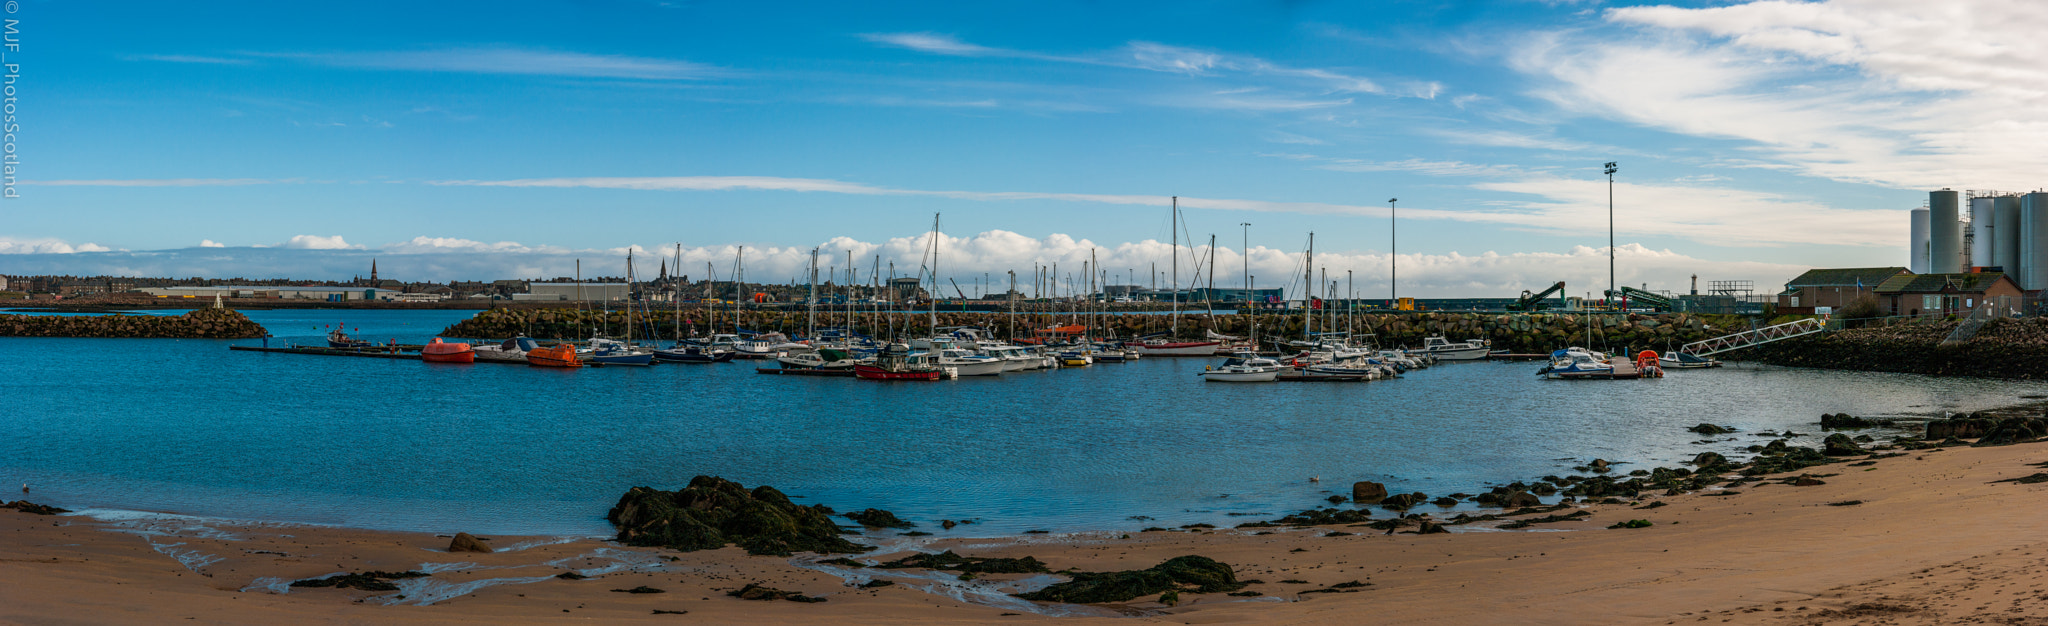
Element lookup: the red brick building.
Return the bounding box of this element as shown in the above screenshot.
[1873,272,2024,317]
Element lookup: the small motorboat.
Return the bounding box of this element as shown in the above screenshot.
[1658,351,1722,369]
[1537,349,1614,380]
[1417,336,1490,361]
[854,344,943,381]
[420,338,474,364]
[475,337,539,363]
[937,348,1008,376]
[779,348,859,371]
[526,344,581,368]
[326,323,373,349]
[1200,353,1282,382]
[1125,338,1223,356]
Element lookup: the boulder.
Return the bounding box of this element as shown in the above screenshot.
[607,476,871,556]
[1501,491,1541,508]
[1379,492,1427,510]
[1350,481,1388,504]
[1822,433,1866,456]
[1819,413,1876,430]
[1690,452,1727,468]
[844,508,914,529]
[1687,423,1735,434]
[448,532,494,553]
[1589,459,1611,472]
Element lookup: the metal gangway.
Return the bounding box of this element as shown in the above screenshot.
[1678,318,1828,356]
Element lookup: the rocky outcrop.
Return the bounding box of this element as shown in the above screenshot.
[1822,434,1867,456]
[3,500,69,515]
[0,308,267,338]
[1015,556,1245,604]
[607,476,869,556]
[1687,423,1736,434]
[1819,413,1889,429]
[448,532,493,553]
[843,508,913,529]
[1744,318,2048,379]
[1350,481,1387,504]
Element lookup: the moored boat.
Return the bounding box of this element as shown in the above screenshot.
[420,338,474,364]
[1537,349,1614,380]
[1658,351,1722,369]
[854,343,943,381]
[526,344,581,368]
[474,337,539,363]
[326,322,373,349]
[653,343,735,363]
[1126,338,1223,356]
[1418,336,1490,361]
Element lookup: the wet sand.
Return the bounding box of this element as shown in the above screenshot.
[5,441,2047,625]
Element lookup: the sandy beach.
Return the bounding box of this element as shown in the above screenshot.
[6,433,2047,625]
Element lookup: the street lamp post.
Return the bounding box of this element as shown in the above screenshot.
[1604,161,1618,311]
[1388,197,1398,308]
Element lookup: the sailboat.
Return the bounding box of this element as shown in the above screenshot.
[582,251,654,365]
[1126,197,1220,356]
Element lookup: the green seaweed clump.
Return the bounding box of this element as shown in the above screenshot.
[607,476,871,556]
[1015,556,1244,604]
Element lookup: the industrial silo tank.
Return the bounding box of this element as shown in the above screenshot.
[1910,207,1930,273]
[1930,189,1962,273]
[2024,192,2048,291]
[1995,195,2022,272]
[1970,196,1994,268]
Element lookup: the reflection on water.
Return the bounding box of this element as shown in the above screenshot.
[6,309,2044,536]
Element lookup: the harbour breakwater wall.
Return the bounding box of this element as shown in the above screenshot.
[440,307,1734,354]
[0,309,269,339]
[1743,318,2048,380]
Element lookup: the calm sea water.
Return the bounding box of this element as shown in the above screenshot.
[6,308,2044,537]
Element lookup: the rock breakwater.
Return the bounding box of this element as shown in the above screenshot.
[0,309,268,339]
[443,307,1730,354]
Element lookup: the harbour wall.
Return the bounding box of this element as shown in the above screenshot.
[1741,318,2048,380]
[440,308,1734,354]
[0,309,269,339]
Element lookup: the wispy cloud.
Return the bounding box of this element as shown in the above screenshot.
[25,178,291,187]
[428,174,1896,247]
[266,47,722,80]
[1511,0,2048,189]
[858,33,1405,99]
[125,54,254,65]
[0,237,112,254]
[858,32,1011,57]
[280,235,363,250]
[1320,158,1527,178]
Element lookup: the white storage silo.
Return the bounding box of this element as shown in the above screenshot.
[1995,195,2022,272]
[2023,192,2048,291]
[1930,189,1963,273]
[1970,196,1994,269]
[1910,207,1930,273]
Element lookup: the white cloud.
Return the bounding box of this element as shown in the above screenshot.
[0,237,111,254]
[1320,158,1527,178]
[280,235,362,250]
[1513,0,2048,189]
[125,54,254,65]
[857,33,1402,100]
[199,240,226,248]
[858,33,1008,57]
[272,47,721,81]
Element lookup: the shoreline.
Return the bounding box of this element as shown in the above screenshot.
[8,417,2048,623]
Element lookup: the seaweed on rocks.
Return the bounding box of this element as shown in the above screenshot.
[612,586,665,594]
[1991,473,2048,485]
[1014,556,1245,604]
[3,500,69,515]
[607,476,871,557]
[1823,434,1867,456]
[1262,507,1372,527]
[290,571,428,591]
[555,571,588,580]
[728,583,826,603]
[1378,492,1427,510]
[1496,511,1591,529]
[1607,520,1653,529]
[857,580,894,589]
[1820,413,1891,430]
[874,550,1051,574]
[1742,447,1831,476]
[844,508,914,529]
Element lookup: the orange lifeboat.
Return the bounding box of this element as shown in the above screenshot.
[421,337,475,364]
[526,344,581,368]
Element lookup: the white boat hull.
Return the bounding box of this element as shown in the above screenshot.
[944,359,1008,377]
[1128,341,1223,356]
[1201,369,1280,382]
[1423,346,1491,361]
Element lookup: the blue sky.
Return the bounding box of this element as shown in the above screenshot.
[6,0,2045,297]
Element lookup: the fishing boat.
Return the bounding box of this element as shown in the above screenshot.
[653,343,736,363]
[1417,336,1491,361]
[1199,354,1282,382]
[474,337,539,363]
[420,338,474,364]
[326,323,373,349]
[1537,349,1613,380]
[526,344,581,368]
[854,343,943,381]
[1658,351,1723,369]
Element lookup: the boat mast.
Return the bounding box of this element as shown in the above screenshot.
[625,250,635,348]
[673,243,682,343]
[1205,234,1216,322]
[807,248,818,341]
[1170,196,1180,337]
[928,213,940,340]
[734,246,744,338]
[1302,233,1313,343]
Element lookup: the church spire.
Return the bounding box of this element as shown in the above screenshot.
[370,258,378,282]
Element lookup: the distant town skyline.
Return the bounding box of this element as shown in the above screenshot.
[7,0,2045,297]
